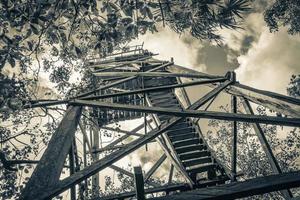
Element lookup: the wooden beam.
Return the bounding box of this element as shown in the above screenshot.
[93,71,226,79]
[144,154,167,182]
[241,98,293,199]
[81,78,227,101]
[76,62,174,98]
[20,106,82,200]
[168,164,174,184]
[96,178,231,200]
[69,142,76,200]
[150,171,300,200]
[109,165,160,188]
[134,166,145,200]
[231,95,237,181]
[100,126,143,137]
[71,100,300,127]
[98,183,189,200]
[166,65,300,117]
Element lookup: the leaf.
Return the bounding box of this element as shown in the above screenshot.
[8,56,15,68]
[30,24,39,35]
[145,6,153,19]
[27,41,33,51]
[75,46,82,56]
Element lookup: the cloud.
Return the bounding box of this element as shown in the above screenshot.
[131,28,206,72]
[235,27,300,94]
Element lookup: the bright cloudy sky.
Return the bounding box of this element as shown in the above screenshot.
[132,0,300,96]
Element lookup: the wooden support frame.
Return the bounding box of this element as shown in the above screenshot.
[93,71,227,79]
[32,82,232,199]
[150,170,300,200]
[76,61,174,98]
[134,166,145,200]
[231,95,237,181]
[166,64,300,117]
[81,78,227,101]
[71,100,300,127]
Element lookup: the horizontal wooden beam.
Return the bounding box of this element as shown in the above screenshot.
[93,71,225,79]
[97,178,231,200]
[71,100,300,127]
[76,62,173,98]
[81,78,227,101]
[151,171,300,200]
[166,65,300,117]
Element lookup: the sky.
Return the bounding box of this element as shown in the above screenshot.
[132,1,300,95]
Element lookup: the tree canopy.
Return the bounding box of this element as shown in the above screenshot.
[264,0,300,34]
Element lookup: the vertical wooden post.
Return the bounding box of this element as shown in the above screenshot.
[231,95,237,181]
[134,166,145,200]
[91,114,100,196]
[69,142,76,200]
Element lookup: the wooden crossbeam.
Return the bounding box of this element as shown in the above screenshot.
[150,171,300,200]
[81,78,227,101]
[93,71,224,79]
[71,100,300,127]
[20,106,82,200]
[167,64,300,117]
[144,154,167,182]
[76,62,174,98]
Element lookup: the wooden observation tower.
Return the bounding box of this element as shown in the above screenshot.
[15,46,300,200]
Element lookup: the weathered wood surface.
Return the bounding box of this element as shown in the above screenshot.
[151,171,300,200]
[231,95,237,181]
[77,62,173,98]
[82,78,227,101]
[134,166,145,200]
[20,106,82,200]
[167,64,300,117]
[93,71,226,79]
[71,100,300,127]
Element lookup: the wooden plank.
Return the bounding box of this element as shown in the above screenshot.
[144,154,167,182]
[150,171,300,200]
[93,71,227,79]
[98,183,189,200]
[20,106,82,200]
[69,142,76,200]
[134,166,145,200]
[71,100,300,127]
[231,96,237,181]
[76,62,173,98]
[166,65,300,117]
[81,78,227,101]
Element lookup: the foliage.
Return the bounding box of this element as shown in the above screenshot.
[0,0,250,92]
[264,0,300,34]
[287,74,300,98]
[206,104,300,199]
